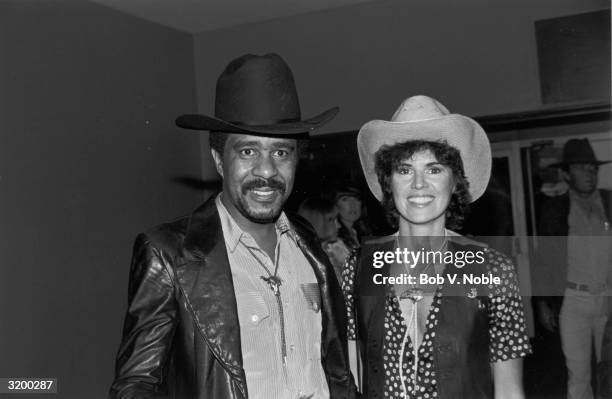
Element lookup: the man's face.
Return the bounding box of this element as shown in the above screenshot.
[212,134,298,224]
[565,163,599,195]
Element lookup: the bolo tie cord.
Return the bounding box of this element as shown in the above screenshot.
[399,300,419,398]
[243,244,288,367]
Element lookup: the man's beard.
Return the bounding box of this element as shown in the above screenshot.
[236,178,287,224]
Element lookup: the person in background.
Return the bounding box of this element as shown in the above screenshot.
[298,196,351,282]
[334,184,370,250]
[533,138,612,399]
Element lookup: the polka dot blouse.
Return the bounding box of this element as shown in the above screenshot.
[341,245,532,398]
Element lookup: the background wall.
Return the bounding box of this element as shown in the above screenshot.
[193,0,610,179]
[0,2,201,397]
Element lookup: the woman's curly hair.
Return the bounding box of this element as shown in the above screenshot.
[374,140,471,231]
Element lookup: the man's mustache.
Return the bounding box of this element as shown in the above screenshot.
[241,178,286,194]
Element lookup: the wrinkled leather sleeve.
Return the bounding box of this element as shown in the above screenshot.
[109,233,178,399]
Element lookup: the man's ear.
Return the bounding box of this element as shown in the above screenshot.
[210,149,224,178]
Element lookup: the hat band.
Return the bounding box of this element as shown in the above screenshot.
[226,117,301,127]
[564,157,602,164]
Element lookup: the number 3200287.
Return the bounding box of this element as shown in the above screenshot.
[8,380,53,391]
[8,379,54,390]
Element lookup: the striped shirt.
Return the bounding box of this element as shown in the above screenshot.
[215,195,330,399]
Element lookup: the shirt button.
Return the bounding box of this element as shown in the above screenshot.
[251,314,259,322]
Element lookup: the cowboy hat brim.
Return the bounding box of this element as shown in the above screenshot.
[548,160,612,168]
[357,114,491,203]
[176,107,339,135]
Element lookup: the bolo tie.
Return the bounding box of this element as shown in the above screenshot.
[243,244,288,367]
[396,234,447,398]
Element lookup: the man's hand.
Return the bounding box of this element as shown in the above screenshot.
[536,301,558,332]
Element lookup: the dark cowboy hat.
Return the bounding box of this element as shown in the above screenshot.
[550,138,611,167]
[176,53,339,135]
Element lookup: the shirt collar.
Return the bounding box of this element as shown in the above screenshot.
[215,193,295,253]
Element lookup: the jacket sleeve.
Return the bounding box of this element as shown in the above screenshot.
[531,195,564,300]
[532,202,550,301]
[109,233,178,399]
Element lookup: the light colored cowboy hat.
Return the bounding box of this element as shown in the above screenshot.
[357,95,491,202]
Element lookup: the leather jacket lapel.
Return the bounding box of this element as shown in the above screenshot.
[175,196,247,395]
[289,215,329,306]
[289,214,348,370]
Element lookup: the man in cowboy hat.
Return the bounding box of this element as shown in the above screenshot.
[109,53,356,399]
[533,138,612,399]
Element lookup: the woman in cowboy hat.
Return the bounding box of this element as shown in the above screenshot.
[342,95,531,399]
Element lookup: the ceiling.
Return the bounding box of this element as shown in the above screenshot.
[91,0,378,33]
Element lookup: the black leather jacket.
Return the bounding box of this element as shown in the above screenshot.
[109,196,356,399]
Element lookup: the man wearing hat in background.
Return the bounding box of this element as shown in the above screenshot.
[109,54,356,399]
[533,138,612,399]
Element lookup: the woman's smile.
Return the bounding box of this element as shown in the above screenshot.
[406,195,435,206]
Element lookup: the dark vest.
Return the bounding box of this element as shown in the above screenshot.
[355,239,493,399]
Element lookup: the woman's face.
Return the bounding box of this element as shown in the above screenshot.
[336,195,362,223]
[390,149,455,228]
